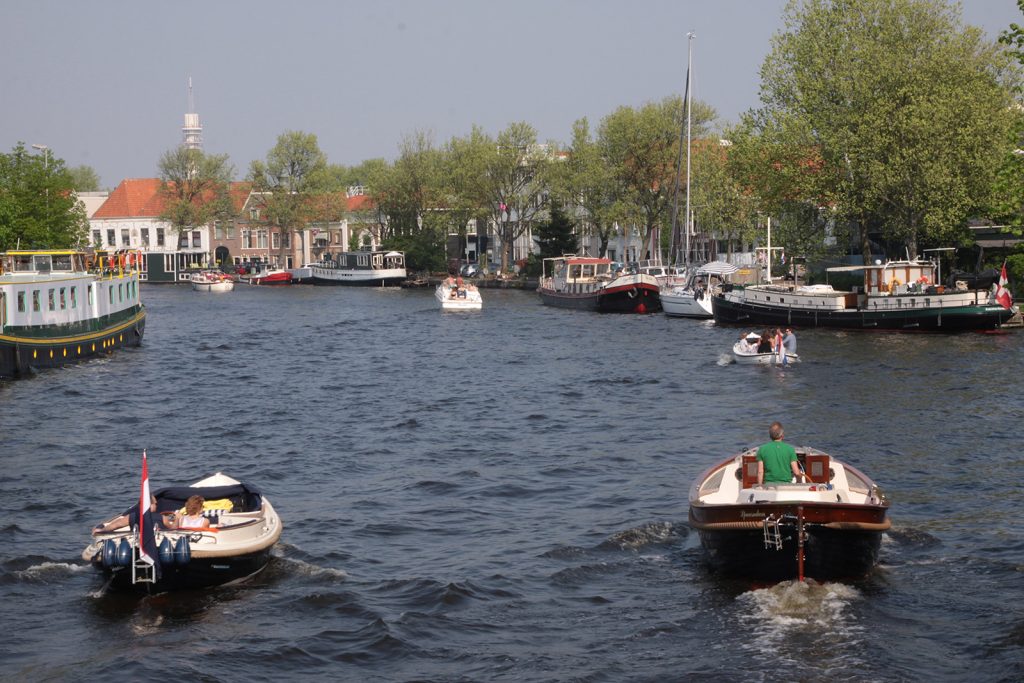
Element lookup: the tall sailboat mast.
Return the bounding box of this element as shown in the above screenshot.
[669,32,695,267]
[683,32,694,267]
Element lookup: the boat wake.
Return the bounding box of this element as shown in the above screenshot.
[597,521,683,550]
[716,353,734,366]
[0,559,90,585]
[737,580,864,655]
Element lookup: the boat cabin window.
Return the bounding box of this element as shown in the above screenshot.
[32,291,40,312]
[581,264,595,278]
[32,255,52,273]
[59,288,66,310]
[569,264,582,279]
[48,289,55,311]
[87,284,94,306]
[11,255,33,272]
[596,263,609,276]
[108,285,114,305]
[70,287,77,309]
[52,254,73,271]
[17,292,25,313]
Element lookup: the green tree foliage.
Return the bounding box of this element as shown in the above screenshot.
[157,146,235,238]
[548,118,617,257]
[248,131,332,266]
[68,165,102,192]
[743,0,1020,261]
[533,205,578,259]
[0,142,88,250]
[597,96,717,261]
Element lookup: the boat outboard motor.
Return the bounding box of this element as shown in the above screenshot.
[102,539,118,567]
[116,538,132,567]
[173,536,191,566]
[159,537,174,566]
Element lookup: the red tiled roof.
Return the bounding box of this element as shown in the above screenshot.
[347,194,373,211]
[93,179,253,218]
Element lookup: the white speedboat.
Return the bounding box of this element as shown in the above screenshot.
[732,333,799,365]
[190,270,235,292]
[83,472,282,592]
[436,278,482,311]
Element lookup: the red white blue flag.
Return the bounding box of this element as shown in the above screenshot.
[995,261,1013,309]
[137,450,159,574]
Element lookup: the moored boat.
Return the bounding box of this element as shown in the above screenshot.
[309,250,406,286]
[190,270,235,292]
[0,249,146,378]
[688,446,890,581]
[538,255,661,313]
[662,261,739,319]
[249,268,292,286]
[83,472,282,592]
[436,277,482,311]
[712,257,1014,331]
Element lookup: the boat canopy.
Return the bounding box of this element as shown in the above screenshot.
[697,261,738,276]
[153,480,264,514]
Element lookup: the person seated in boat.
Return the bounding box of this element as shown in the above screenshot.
[756,331,773,354]
[741,332,760,353]
[756,421,804,485]
[91,496,164,535]
[782,328,797,354]
[165,495,211,530]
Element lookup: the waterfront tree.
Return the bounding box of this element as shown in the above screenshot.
[68,165,102,192]
[742,0,1020,261]
[157,146,235,242]
[441,126,495,266]
[548,117,617,257]
[247,131,331,268]
[597,96,716,262]
[0,142,87,250]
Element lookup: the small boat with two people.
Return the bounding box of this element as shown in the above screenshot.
[308,249,407,286]
[732,330,799,365]
[538,255,661,313]
[190,270,235,292]
[83,462,282,592]
[662,261,739,319]
[688,440,890,581]
[436,276,482,311]
[0,248,146,379]
[712,255,1015,331]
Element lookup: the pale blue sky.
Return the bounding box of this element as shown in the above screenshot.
[1,0,1019,188]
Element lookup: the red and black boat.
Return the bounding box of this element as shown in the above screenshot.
[538,256,661,313]
[688,446,890,582]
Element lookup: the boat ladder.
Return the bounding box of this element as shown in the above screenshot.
[763,514,784,551]
[129,530,157,585]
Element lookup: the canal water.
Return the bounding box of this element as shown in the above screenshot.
[1,284,1021,682]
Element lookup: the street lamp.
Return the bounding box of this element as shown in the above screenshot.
[32,144,50,226]
[31,143,49,169]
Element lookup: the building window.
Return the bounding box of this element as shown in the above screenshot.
[178,231,189,248]
[226,224,234,239]
[17,292,25,312]
[142,228,150,246]
[121,228,130,246]
[272,232,280,250]
[250,207,260,220]
[215,223,224,240]
[284,232,290,248]
[243,229,253,248]
[106,229,116,246]
[192,230,201,248]
[92,230,101,246]
[157,228,165,247]
[258,230,268,249]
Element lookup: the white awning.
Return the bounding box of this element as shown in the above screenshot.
[697,261,739,275]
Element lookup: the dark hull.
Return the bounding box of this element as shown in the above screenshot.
[694,524,882,581]
[92,548,272,593]
[712,294,1012,331]
[0,308,146,379]
[538,284,661,313]
[309,275,407,287]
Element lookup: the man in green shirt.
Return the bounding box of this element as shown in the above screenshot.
[756,421,804,484]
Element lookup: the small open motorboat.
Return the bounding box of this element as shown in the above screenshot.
[82,472,282,592]
[435,278,482,311]
[190,270,235,292]
[688,447,890,581]
[732,332,799,365]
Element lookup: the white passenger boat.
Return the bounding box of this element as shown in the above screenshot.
[309,250,406,286]
[0,249,146,378]
[83,471,282,592]
[436,278,482,310]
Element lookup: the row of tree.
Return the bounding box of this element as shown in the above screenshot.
[4,0,1024,279]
